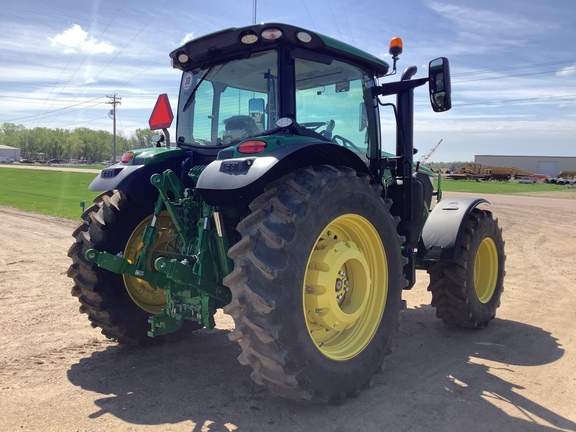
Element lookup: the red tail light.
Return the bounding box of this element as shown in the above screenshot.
[237,140,267,154]
[121,152,134,164]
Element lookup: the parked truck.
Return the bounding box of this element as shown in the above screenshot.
[483,166,533,181]
[68,23,506,403]
[448,162,533,181]
[447,163,490,180]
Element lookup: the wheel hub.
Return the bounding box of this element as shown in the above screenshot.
[303,214,388,361]
[474,237,498,303]
[305,237,371,332]
[123,212,175,314]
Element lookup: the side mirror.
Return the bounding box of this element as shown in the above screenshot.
[359,102,368,132]
[152,133,165,147]
[249,98,265,129]
[428,57,452,112]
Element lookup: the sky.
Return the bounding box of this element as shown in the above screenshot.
[1,0,575,162]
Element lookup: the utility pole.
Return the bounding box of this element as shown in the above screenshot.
[106,94,122,162]
[252,0,257,24]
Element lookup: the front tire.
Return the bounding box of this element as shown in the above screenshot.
[427,208,506,328]
[223,166,405,403]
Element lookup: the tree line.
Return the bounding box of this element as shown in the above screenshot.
[0,122,158,163]
[1,121,473,168]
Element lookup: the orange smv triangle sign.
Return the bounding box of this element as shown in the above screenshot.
[149,94,174,130]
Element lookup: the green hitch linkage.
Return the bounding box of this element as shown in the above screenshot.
[150,171,189,248]
[84,249,168,287]
[154,257,231,305]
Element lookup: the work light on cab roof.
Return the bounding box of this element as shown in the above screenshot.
[261,27,283,40]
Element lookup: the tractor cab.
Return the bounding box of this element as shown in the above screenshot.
[149,23,450,184]
[167,24,388,155]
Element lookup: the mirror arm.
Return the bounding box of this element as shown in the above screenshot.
[163,128,171,147]
[373,77,428,97]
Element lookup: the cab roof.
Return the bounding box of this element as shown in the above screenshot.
[170,23,390,77]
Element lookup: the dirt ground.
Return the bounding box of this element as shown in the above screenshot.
[1,191,576,432]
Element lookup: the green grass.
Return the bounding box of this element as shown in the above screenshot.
[17,163,105,170]
[440,178,570,194]
[0,168,101,220]
[1,168,573,220]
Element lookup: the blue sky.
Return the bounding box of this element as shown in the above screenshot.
[1,0,574,161]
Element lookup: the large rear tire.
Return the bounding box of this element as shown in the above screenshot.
[223,166,405,403]
[427,208,505,328]
[67,190,201,345]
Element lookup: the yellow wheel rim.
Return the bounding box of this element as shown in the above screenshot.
[123,211,176,314]
[474,237,498,303]
[303,214,387,361]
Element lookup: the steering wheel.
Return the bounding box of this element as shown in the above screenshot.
[333,134,363,154]
[300,121,326,131]
[301,120,336,139]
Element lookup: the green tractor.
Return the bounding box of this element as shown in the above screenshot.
[68,23,505,403]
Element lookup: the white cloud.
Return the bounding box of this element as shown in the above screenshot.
[49,24,116,55]
[427,2,555,48]
[179,33,194,45]
[556,64,576,77]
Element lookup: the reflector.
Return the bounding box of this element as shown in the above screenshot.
[149,94,174,130]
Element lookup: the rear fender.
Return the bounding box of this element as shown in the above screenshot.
[421,197,489,262]
[89,158,185,206]
[196,142,371,206]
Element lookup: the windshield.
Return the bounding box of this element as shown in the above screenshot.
[176,50,278,147]
[295,57,372,156]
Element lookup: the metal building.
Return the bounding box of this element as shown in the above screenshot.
[0,145,21,162]
[474,155,576,177]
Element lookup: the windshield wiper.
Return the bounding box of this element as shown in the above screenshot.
[182,66,215,112]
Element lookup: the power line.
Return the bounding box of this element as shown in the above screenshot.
[30,0,109,128]
[339,0,355,46]
[454,68,576,84]
[43,7,130,128]
[7,0,576,135]
[45,0,171,129]
[454,93,576,107]
[452,59,576,77]
[4,95,99,103]
[41,0,255,129]
[300,0,317,31]
[106,94,122,162]
[327,2,344,42]
[3,97,105,123]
